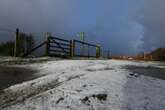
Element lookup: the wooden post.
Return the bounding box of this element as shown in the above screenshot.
[70,40,72,57]
[88,45,90,58]
[96,45,101,58]
[143,52,146,60]
[107,50,110,59]
[96,46,99,58]
[70,40,75,58]
[98,46,101,58]
[79,32,85,56]
[45,32,50,56]
[150,55,153,60]
[14,28,19,57]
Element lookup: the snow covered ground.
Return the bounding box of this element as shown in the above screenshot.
[0,59,165,110]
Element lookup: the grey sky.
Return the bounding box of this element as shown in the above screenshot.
[0,0,164,55]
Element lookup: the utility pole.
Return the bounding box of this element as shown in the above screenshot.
[79,32,85,56]
[14,28,19,57]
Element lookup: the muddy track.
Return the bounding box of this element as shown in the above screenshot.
[0,74,84,109]
[0,61,100,108]
[0,66,40,90]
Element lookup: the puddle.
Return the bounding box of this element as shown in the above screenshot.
[0,66,39,90]
[125,65,165,80]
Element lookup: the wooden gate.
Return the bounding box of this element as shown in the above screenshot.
[24,35,101,58]
[73,40,101,58]
[46,36,71,57]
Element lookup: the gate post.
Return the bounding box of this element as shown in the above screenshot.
[87,45,90,58]
[96,45,101,58]
[45,32,51,56]
[70,40,75,58]
[14,28,19,57]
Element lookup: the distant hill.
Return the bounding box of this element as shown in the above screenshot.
[150,48,165,61]
[133,48,165,61]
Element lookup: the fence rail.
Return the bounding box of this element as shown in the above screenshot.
[49,36,70,42]
[73,40,100,58]
[73,40,98,47]
[23,33,101,58]
[47,36,71,56]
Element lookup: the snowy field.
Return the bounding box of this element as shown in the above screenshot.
[0,58,165,110]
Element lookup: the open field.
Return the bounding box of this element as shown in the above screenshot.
[0,58,165,110]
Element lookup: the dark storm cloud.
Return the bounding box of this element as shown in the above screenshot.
[0,0,75,42]
[87,0,144,55]
[138,0,165,52]
[0,0,164,55]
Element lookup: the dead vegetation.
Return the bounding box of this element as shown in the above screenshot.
[81,94,108,105]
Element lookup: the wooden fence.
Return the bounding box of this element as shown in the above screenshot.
[46,36,71,57]
[23,34,101,58]
[73,40,100,58]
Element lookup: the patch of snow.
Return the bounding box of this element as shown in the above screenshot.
[0,60,165,110]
